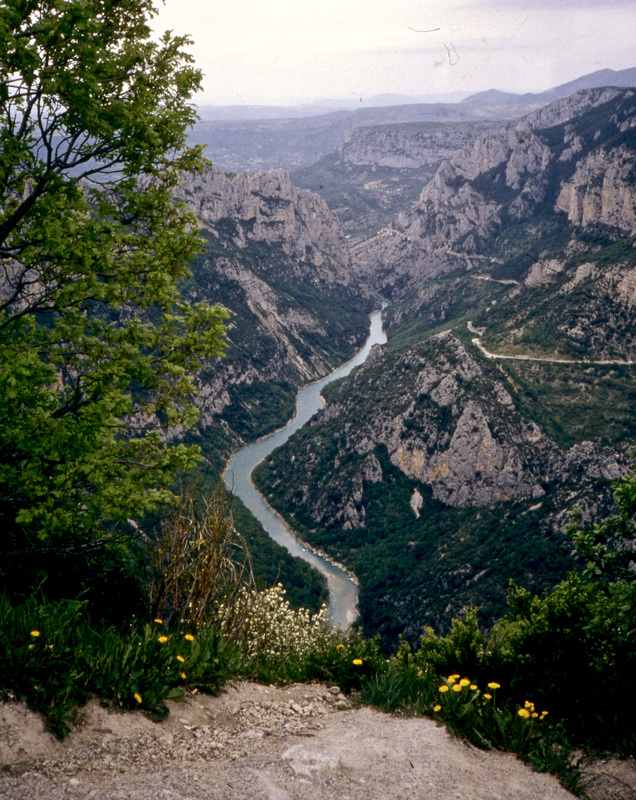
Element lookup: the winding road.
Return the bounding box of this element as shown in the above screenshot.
[467,321,635,366]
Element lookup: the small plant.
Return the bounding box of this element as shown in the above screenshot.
[217,583,336,681]
[0,594,237,737]
[146,483,252,629]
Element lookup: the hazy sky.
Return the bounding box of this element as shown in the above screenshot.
[153,0,636,106]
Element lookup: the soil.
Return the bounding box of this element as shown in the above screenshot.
[1,683,634,800]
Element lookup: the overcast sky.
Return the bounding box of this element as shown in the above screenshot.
[153,0,636,106]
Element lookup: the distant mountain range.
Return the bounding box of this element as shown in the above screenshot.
[190,66,636,173]
[197,67,636,122]
[461,66,636,106]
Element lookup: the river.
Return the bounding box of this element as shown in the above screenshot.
[223,307,387,630]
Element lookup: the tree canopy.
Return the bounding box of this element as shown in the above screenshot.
[0,0,228,590]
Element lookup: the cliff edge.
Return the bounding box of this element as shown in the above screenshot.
[1,683,617,800]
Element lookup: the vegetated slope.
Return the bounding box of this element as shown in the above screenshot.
[253,87,636,644]
[172,166,374,611]
[176,164,375,459]
[291,121,493,238]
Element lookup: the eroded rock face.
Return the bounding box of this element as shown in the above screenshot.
[173,165,372,445]
[334,123,494,171]
[179,166,353,281]
[556,144,636,233]
[265,332,565,523]
[351,87,636,303]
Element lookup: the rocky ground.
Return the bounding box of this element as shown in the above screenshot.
[1,683,635,800]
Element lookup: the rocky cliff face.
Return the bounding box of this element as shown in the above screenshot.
[174,166,373,452]
[180,166,354,280]
[252,88,636,642]
[351,87,636,308]
[258,331,624,526]
[290,122,492,238]
[334,123,494,171]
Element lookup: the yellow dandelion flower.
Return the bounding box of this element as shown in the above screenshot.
[153,618,163,625]
[517,708,531,719]
[483,693,492,700]
[336,644,345,651]
[487,682,500,690]
[524,700,535,709]
[439,685,450,693]
[459,678,470,687]
[433,704,442,712]
[540,711,548,718]
[449,673,460,680]
[176,655,185,663]
[532,712,539,718]
[134,693,143,704]
[447,675,458,684]
[470,684,478,690]
[352,658,363,666]
[184,634,195,641]
[30,630,40,637]
[180,672,187,680]
[157,635,168,644]
[452,683,463,692]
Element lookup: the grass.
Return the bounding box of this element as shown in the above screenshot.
[0,593,238,737]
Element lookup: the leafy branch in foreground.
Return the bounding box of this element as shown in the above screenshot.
[0,0,228,601]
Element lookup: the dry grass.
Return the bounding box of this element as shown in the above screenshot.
[147,483,253,630]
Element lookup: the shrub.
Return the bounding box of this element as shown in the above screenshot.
[146,483,251,629]
[0,594,237,737]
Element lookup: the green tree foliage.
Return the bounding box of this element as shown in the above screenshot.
[417,464,636,753]
[0,0,228,595]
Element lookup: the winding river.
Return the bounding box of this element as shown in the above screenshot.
[223,307,387,629]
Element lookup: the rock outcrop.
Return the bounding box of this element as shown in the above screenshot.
[174,165,373,448]
[351,87,636,308]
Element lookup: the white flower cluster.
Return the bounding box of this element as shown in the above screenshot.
[217,583,335,662]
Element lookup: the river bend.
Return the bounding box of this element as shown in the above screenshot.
[223,308,386,629]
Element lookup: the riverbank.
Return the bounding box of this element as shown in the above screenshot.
[224,307,387,629]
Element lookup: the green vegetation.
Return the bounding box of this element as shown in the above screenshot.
[496,361,636,449]
[2,465,635,790]
[256,444,581,647]
[0,0,228,604]
[0,4,633,790]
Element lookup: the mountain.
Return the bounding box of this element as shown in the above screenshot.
[173,164,375,455]
[168,165,375,612]
[291,120,494,237]
[190,67,636,174]
[352,86,636,339]
[253,87,636,646]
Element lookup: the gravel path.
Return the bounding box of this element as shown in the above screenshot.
[1,684,634,800]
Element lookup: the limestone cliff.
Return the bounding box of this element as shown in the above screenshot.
[179,166,354,281]
[174,165,373,451]
[334,123,493,171]
[351,87,636,309]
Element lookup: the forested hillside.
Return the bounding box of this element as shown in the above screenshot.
[254,87,636,645]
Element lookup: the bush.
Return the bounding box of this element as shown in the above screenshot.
[0,594,237,737]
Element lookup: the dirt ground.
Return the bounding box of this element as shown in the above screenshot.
[1,683,634,800]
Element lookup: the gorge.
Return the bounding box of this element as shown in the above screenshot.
[181,81,636,646]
